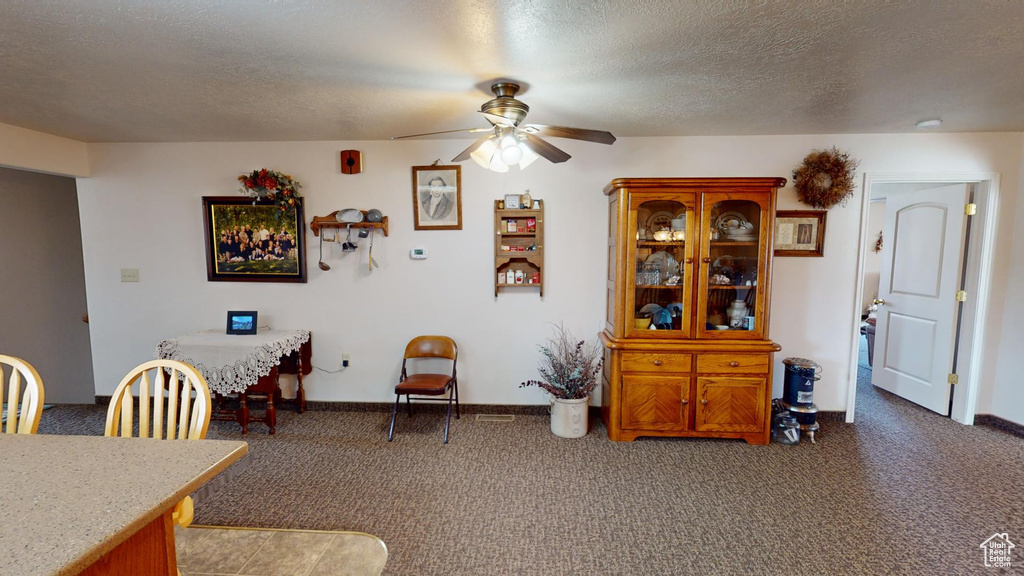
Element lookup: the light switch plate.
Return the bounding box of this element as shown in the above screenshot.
[120,268,139,282]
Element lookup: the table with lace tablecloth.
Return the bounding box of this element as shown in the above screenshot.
[156,328,312,434]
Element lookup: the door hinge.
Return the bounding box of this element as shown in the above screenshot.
[948,373,958,385]
[956,290,967,302]
[965,203,977,216]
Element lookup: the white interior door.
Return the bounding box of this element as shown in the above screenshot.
[872,184,969,414]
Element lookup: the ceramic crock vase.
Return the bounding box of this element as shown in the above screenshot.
[728,299,748,328]
[551,396,589,438]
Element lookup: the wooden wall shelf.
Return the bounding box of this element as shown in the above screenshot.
[495,199,544,297]
[310,210,389,237]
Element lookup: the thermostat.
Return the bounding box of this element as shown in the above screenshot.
[410,247,428,260]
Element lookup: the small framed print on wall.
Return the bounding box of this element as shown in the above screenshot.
[412,165,462,230]
[774,210,827,257]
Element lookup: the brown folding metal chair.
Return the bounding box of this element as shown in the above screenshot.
[387,335,459,443]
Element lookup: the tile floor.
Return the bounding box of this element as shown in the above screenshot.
[176,525,388,576]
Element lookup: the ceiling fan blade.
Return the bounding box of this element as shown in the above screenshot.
[452,134,495,162]
[521,124,616,145]
[391,128,490,140]
[521,133,571,163]
[478,111,516,127]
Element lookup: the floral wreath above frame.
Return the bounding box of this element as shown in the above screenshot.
[792,147,859,209]
[238,168,303,212]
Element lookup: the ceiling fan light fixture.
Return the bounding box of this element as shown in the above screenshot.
[471,138,498,169]
[517,145,540,169]
[488,149,510,173]
[500,138,524,165]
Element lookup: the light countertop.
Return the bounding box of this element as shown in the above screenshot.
[0,434,247,576]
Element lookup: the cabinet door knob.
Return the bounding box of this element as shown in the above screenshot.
[700,399,708,405]
[702,257,711,263]
[729,361,739,367]
[653,360,662,366]
[684,258,693,264]
[681,399,688,405]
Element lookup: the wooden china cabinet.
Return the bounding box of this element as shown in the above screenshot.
[600,178,785,444]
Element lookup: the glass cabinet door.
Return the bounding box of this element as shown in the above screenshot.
[698,194,769,339]
[627,195,696,337]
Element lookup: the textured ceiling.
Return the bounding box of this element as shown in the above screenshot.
[1,0,1023,143]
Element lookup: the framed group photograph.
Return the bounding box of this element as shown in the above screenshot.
[774,210,826,257]
[412,165,462,230]
[202,196,307,282]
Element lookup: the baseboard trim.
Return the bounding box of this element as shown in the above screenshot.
[975,414,1024,438]
[305,401,554,416]
[97,395,560,416]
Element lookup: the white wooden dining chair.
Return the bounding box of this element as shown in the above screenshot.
[1,354,45,434]
[105,359,212,528]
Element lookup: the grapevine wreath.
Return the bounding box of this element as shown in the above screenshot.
[792,147,860,209]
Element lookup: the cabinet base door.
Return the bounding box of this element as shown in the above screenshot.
[621,375,689,431]
[695,377,765,433]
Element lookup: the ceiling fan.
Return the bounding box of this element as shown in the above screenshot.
[391,82,616,172]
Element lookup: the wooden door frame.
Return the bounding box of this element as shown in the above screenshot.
[846,172,1000,424]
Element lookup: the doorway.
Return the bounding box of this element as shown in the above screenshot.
[0,167,95,403]
[846,173,999,424]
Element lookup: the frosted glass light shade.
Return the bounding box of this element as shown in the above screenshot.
[488,150,509,172]
[500,143,524,165]
[471,138,498,169]
[517,145,540,169]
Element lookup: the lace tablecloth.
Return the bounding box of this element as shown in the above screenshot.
[155,328,311,395]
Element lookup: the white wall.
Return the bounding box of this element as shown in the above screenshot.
[989,134,1024,425]
[0,122,90,177]
[75,133,1023,415]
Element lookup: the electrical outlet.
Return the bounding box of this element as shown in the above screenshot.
[120,268,139,282]
[342,353,351,367]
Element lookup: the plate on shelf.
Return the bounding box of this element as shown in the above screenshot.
[645,251,680,278]
[715,211,755,236]
[638,303,664,317]
[643,210,675,233]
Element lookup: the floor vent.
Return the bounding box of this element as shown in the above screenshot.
[475,414,515,422]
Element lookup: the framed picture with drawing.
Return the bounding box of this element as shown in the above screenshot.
[412,165,462,230]
[774,210,826,257]
[202,196,307,282]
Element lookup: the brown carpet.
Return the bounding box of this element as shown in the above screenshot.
[38,345,1023,575]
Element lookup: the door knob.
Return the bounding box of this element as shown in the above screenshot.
[653,360,662,366]
[872,298,886,306]
[700,399,708,405]
[702,257,711,263]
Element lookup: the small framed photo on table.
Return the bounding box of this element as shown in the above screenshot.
[775,210,827,257]
[412,165,462,230]
[227,311,258,335]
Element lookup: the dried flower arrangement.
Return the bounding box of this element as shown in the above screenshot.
[792,147,860,209]
[520,324,603,400]
[238,169,302,211]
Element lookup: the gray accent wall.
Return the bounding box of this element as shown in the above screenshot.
[0,166,94,402]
